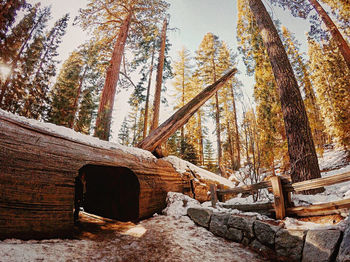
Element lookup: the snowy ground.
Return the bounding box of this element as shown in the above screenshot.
[0,195,265,262]
[221,147,350,230]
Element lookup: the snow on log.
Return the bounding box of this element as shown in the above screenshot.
[0,110,233,239]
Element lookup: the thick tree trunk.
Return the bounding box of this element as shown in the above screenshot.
[94,11,132,141]
[150,19,167,132]
[143,44,155,139]
[137,68,237,154]
[1,111,233,239]
[308,0,350,70]
[248,0,323,194]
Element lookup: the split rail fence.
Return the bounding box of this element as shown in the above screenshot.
[210,171,350,219]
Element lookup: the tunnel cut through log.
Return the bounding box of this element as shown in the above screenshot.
[79,165,140,222]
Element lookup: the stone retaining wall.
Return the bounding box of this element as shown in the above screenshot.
[187,208,350,262]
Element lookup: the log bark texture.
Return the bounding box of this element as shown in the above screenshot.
[0,111,191,239]
[248,0,323,194]
[137,68,237,153]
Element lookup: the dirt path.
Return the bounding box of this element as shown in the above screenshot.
[0,213,265,262]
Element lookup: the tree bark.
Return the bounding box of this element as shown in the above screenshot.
[248,0,323,194]
[197,110,204,166]
[1,111,232,238]
[94,10,132,141]
[212,56,224,176]
[308,0,350,70]
[143,44,155,139]
[231,86,240,169]
[69,67,87,129]
[150,18,167,132]
[137,68,237,154]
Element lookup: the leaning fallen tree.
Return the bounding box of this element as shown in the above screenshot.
[137,68,237,154]
[0,110,234,239]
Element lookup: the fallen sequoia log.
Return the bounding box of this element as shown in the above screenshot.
[0,110,234,239]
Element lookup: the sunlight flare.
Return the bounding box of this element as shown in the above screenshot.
[0,63,11,81]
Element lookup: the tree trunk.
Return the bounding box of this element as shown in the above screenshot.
[248,0,323,194]
[0,110,233,239]
[231,86,240,169]
[308,0,350,70]
[215,92,225,176]
[94,10,132,141]
[197,110,204,166]
[137,68,237,153]
[227,121,236,171]
[150,18,167,132]
[143,44,155,139]
[69,67,87,129]
[180,65,185,153]
[212,56,224,176]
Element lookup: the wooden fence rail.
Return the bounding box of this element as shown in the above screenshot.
[211,171,350,219]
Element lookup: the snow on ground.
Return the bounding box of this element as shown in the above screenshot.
[225,148,350,208]
[162,192,201,218]
[218,148,350,230]
[164,156,236,188]
[318,147,349,171]
[0,109,156,160]
[0,195,265,262]
[291,164,350,207]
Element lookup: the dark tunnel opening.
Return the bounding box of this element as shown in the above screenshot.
[76,165,140,222]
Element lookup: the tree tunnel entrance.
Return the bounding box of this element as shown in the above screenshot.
[77,165,140,222]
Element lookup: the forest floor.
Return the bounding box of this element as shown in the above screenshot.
[0,211,265,262]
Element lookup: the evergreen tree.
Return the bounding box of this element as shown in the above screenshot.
[172,47,192,153]
[308,39,350,149]
[195,32,224,174]
[49,51,84,126]
[248,0,323,193]
[49,41,104,132]
[20,14,69,120]
[268,0,350,69]
[204,139,216,172]
[118,117,130,146]
[0,0,27,46]
[237,0,288,173]
[0,5,51,106]
[79,0,170,141]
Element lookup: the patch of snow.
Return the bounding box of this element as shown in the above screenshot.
[0,214,263,262]
[292,164,350,206]
[162,192,201,218]
[163,156,235,188]
[0,109,156,161]
[318,147,349,171]
[284,217,346,231]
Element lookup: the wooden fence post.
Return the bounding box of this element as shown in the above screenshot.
[210,184,218,208]
[270,176,286,219]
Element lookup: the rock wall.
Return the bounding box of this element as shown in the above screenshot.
[187,208,350,262]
